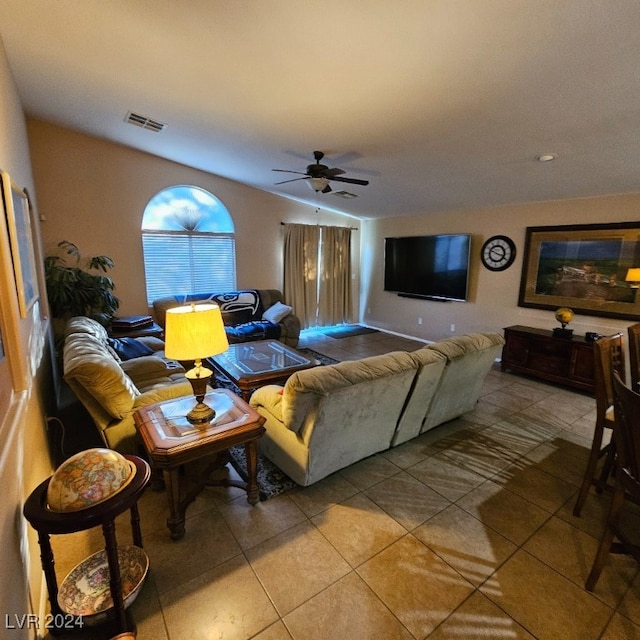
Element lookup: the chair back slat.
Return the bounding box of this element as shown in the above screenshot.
[628,323,640,392]
[593,333,625,425]
[612,371,640,482]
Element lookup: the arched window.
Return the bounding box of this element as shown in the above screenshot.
[141,185,236,304]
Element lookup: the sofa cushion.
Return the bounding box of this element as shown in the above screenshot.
[281,351,417,434]
[65,315,109,341]
[426,332,505,360]
[263,301,292,323]
[120,355,186,388]
[107,337,155,360]
[188,290,263,323]
[63,333,140,420]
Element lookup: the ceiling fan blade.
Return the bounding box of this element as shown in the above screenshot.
[274,177,308,185]
[329,176,369,186]
[322,184,332,194]
[272,169,308,175]
[322,167,346,178]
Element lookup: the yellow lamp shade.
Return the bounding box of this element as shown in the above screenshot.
[164,303,228,361]
[625,268,640,284]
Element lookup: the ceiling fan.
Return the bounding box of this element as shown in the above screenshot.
[273,151,369,193]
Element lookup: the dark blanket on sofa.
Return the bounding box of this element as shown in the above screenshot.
[225,321,280,343]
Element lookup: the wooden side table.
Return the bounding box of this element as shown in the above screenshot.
[134,389,266,540]
[23,455,150,637]
[109,321,164,339]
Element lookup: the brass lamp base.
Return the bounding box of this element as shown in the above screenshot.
[185,363,216,426]
[186,401,215,426]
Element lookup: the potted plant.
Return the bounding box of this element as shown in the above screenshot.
[44,240,120,328]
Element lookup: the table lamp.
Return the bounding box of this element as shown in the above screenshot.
[626,268,640,288]
[164,303,229,426]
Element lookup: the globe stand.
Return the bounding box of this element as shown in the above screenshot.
[553,327,574,339]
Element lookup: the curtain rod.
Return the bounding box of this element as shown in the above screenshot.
[280,222,358,230]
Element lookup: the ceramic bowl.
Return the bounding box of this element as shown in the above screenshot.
[57,545,149,625]
[47,448,135,512]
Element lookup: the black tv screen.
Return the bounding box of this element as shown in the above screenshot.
[384,234,471,302]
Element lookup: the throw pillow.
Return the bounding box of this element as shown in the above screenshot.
[263,301,292,323]
[107,337,154,361]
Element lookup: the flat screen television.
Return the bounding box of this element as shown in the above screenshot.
[384,233,471,302]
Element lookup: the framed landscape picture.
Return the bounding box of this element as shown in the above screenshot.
[0,169,28,396]
[1,170,39,317]
[518,222,640,321]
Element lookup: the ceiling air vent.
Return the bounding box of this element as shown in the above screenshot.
[331,190,358,199]
[125,111,167,133]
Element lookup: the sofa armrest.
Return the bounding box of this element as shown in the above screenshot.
[133,381,194,409]
[136,336,166,352]
[279,313,300,341]
[121,355,185,380]
[249,385,284,422]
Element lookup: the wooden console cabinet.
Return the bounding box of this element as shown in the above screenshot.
[501,325,595,394]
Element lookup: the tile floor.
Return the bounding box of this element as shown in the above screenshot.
[45,328,640,640]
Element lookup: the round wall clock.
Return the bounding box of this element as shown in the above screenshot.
[481,235,516,271]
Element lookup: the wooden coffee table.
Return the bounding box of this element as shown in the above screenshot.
[207,339,319,400]
[134,389,265,539]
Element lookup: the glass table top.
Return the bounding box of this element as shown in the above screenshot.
[211,340,313,378]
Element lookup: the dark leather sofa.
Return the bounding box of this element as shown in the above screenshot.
[152,289,300,347]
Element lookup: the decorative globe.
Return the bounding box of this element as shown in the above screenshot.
[555,307,574,327]
[47,448,135,512]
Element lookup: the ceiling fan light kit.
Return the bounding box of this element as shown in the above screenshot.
[273,151,369,194]
[308,177,330,192]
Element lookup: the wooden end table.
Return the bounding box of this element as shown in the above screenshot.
[109,321,164,339]
[207,339,319,400]
[23,455,150,636]
[133,389,265,540]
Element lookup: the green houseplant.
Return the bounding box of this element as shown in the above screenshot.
[45,240,120,327]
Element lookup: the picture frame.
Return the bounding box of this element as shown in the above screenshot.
[1,170,39,318]
[0,170,28,397]
[518,222,640,321]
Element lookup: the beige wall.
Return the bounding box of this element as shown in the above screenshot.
[0,37,53,639]
[27,119,361,318]
[361,197,640,342]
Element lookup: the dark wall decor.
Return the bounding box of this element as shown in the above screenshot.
[519,222,640,321]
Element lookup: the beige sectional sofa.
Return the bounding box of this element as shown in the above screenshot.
[63,316,192,454]
[249,332,505,486]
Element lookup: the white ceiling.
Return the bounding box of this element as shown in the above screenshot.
[2,1,640,220]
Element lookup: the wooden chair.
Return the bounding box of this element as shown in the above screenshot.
[573,333,624,517]
[628,323,640,392]
[586,372,640,591]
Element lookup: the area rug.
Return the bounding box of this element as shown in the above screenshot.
[322,325,379,339]
[228,445,297,500]
[298,347,340,365]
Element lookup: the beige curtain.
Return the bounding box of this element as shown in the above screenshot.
[283,223,320,328]
[318,225,353,326]
[283,223,353,329]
